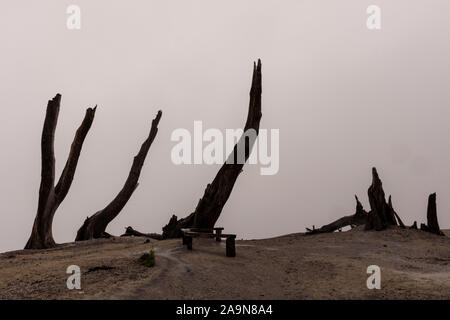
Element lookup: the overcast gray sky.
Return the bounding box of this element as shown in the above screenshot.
[1,0,449,252]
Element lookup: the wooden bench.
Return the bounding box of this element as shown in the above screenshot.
[181,228,236,257]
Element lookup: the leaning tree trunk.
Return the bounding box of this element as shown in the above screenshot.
[364,167,398,231]
[25,94,96,249]
[306,196,368,235]
[162,60,262,238]
[420,193,444,236]
[75,110,162,241]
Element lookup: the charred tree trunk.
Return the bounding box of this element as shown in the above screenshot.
[364,167,397,231]
[307,167,408,236]
[306,167,447,238]
[306,196,368,235]
[75,111,162,241]
[420,193,444,236]
[121,226,163,240]
[162,60,262,238]
[25,94,96,249]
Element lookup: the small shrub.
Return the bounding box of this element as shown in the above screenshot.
[139,246,155,268]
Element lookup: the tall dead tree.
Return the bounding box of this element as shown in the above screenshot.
[75,110,162,241]
[25,94,96,249]
[420,193,444,236]
[162,60,262,238]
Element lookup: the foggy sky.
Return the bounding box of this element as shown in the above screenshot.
[1,0,450,252]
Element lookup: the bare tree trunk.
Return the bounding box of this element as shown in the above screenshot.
[365,167,397,231]
[306,195,368,235]
[25,94,96,249]
[162,60,262,238]
[420,193,444,236]
[75,111,162,241]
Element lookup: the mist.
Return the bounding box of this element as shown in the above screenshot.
[1,0,449,252]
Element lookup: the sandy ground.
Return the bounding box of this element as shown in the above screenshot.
[0,227,449,299]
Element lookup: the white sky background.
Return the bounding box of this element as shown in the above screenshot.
[0,0,449,252]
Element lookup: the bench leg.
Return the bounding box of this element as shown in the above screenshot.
[182,235,187,245]
[226,236,235,257]
[215,230,222,242]
[186,236,193,250]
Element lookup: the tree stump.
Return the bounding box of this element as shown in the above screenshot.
[423,193,444,236]
[365,168,397,231]
[427,193,443,235]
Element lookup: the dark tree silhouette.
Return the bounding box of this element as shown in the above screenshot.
[420,193,444,235]
[162,60,262,238]
[25,94,96,249]
[75,110,162,241]
[121,226,163,240]
[307,167,445,237]
[364,167,398,230]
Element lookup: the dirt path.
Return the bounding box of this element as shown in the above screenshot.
[0,228,449,299]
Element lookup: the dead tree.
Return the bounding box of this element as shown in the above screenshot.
[364,167,398,230]
[75,111,162,241]
[306,196,368,235]
[162,60,262,238]
[25,94,96,249]
[307,167,446,237]
[306,167,402,235]
[121,226,163,240]
[420,193,444,236]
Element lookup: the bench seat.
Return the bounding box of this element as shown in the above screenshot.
[180,227,236,257]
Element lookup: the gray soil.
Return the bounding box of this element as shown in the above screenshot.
[0,227,449,299]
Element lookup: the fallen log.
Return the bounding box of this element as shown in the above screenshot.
[306,196,368,235]
[121,226,163,240]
